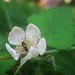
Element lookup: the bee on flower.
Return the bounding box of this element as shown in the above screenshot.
[5,23,46,66]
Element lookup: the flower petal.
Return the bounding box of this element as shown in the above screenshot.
[21,46,35,66]
[37,38,46,55]
[26,23,41,46]
[5,43,21,60]
[8,26,25,45]
[21,46,40,66]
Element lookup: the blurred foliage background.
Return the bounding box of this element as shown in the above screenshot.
[0,0,75,75]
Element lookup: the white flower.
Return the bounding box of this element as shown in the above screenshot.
[5,23,46,66]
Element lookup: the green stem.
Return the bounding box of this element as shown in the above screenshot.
[14,65,21,75]
[14,56,22,75]
[45,49,58,54]
[1,0,13,30]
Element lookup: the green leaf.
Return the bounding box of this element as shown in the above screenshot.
[28,7,75,49]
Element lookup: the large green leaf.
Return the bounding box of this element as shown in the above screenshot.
[28,7,75,49]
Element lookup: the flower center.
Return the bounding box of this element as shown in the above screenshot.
[16,41,28,55]
[16,38,37,55]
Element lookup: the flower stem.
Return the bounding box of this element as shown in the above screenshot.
[14,56,22,75]
[45,49,58,54]
[14,65,21,75]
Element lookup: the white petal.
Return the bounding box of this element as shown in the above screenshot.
[8,26,25,45]
[5,43,21,60]
[26,23,41,45]
[21,46,39,66]
[37,38,46,55]
[21,47,35,66]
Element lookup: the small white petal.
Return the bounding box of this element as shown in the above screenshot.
[21,47,35,66]
[37,38,46,55]
[21,46,40,66]
[26,23,41,45]
[8,26,25,45]
[5,43,21,60]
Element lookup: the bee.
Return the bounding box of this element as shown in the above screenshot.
[22,42,28,51]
